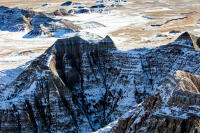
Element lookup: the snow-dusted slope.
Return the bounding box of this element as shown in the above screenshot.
[97,32,200,133]
[0,6,81,38]
[0,32,199,132]
[0,35,151,132]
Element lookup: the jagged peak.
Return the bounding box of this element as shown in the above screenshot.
[54,36,90,46]
[173,32,200,51]
[99,35,113,43]
[96,35,117,50]
[174,32,193,45]
[52,35,116,52]
[176,32,191,40]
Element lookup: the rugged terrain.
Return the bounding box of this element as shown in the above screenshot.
[2,0,200,73]
[0,0,200,133]
[0,32,199,132]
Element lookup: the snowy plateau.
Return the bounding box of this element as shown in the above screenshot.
[0,0,199,133]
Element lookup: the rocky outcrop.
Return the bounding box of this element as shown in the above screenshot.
[52,0,127,16]
[97,32,200,133]
[0,6,81,38]
[0,36,149,132]
[51,8,69,16]
[106,92,200,133]
[0,6,35,32]
[99,81,200,133]
[0,32,200,132]
[176,70,200,94]
[61,1,73,6]
[23,13,77,38]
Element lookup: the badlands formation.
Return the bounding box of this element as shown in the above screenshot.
[0,0,199,132]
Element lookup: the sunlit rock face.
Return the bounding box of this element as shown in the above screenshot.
[0,32,200,132]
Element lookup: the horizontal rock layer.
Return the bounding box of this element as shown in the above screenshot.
[0,32,200,132]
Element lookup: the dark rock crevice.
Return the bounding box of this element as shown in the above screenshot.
[25,100,38,133]
[12,104,21,133]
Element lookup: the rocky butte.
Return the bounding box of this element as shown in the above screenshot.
[0,6,81,38]
[0,32,199,132]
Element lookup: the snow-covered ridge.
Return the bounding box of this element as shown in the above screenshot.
[96,32,200,133]
[0,6,82,38]
[0,32,200,132]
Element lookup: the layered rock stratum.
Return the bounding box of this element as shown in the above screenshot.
[0,32,200,132]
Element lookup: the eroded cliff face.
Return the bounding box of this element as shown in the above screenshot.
[101,86,200,133]
[97,32,200,133]
[105,91,200,133]
[0,32,200,132]
[0,35,152,132]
